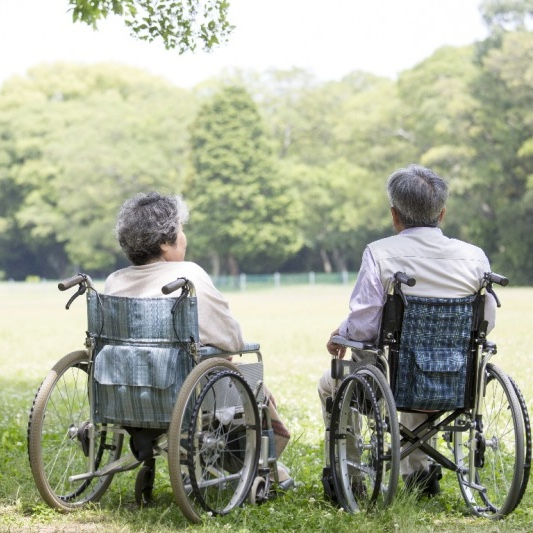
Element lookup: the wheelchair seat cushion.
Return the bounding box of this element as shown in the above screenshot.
[393,295,476,411]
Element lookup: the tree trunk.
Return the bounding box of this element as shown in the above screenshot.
[209,251,221,277]
[320,248,332,273]
[227,253,240,276]
[331,247,347,272]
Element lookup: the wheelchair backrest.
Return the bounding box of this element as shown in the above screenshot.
[86,290,198,429]
[87,291,199,346]
[388,293,480,412]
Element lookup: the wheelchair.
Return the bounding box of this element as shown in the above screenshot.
[27,274,280,523]
[323,271,531,519]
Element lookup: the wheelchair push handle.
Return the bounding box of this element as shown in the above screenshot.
[483,272,509,308]
[484,272,509,287]
[58,273,92,291]
[58,273,93,310]
[161,277,189,295]
[394,272,416,287]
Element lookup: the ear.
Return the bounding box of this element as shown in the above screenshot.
[159,242,173,260]
[438,207,446,224]
[390,207,404,232]
[390,206,399,224]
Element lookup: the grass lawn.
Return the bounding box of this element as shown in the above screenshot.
[1,281,532,532]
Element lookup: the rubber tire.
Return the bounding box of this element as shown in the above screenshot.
[185,369,261,515]
[249,476,268,505]
[27,350,123,510]
[507,372,532,508]
[330,371,390,512]
[351,364,400,507]
[168,357,242,523]
[455,363,525,517]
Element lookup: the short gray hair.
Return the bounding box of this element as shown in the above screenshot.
[387,164,448,228]
[115,192,189,265]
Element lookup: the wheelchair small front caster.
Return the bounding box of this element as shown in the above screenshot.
[321,467,338,504]
[135,458,156,506]
[249,476,269,505]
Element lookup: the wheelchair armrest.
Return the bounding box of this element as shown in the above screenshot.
[199,342,261,358]
[330,335,374,351]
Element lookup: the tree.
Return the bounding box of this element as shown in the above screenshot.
[0,63,197,278]
[262,72,412,271]
[467,31,533,282]
[68,0,234,52]
[187,86,303,275]
[480,0,533,32]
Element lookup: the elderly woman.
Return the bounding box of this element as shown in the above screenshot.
[105,191,292,486]
[105,192,242,352]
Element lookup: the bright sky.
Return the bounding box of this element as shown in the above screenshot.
[0,0,488,88]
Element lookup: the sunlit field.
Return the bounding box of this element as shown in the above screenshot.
[1,280,532,532]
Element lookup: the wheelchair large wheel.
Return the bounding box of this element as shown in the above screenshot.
[168,358,261,523]
[454,363,525,518]
[354,364,400,505]
[186,370,261,514]
[504,372,531,508]
[330,367,400,512]
[27,350,123,510]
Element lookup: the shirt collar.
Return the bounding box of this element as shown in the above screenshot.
[399,226,443,236]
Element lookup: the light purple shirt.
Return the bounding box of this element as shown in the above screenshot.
[338,227,496,343]
[338,246,383,343]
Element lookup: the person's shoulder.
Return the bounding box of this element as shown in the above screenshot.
[178,261,210,275]
[369,234,396,246]
[446,237,488,259]
[367,234,397,251]
[171,261,214,284]
[104,266,131,283]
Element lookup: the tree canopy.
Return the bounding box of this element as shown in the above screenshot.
[68,0,233,52]
[186,86,303,275]
[1,1,533,284]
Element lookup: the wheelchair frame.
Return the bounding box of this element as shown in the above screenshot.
[27,274,280,523]
[324,271,531,518]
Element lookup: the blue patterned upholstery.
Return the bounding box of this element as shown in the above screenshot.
[393,295,477,411]
[87,291,197,428]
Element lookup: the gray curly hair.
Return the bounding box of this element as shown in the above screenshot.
[115,192,190,265]
[387,164,448,228]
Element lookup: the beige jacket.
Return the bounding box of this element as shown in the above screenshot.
[104,261,244,352]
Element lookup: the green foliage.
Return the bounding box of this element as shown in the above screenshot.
[0,63,197,277]
[2,3,533,280]
[187,85,304,274]
[464,31,533,282]
[68,0,234,52]
[480,0,533,32]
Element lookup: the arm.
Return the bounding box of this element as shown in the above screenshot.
[193,265,245,352]
[327,247,385,357]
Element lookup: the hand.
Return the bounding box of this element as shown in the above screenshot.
[326,328,347,359]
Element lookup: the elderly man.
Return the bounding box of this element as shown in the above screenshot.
[318,164,496,496]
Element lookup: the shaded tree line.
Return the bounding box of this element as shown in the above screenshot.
[1,2,533,283]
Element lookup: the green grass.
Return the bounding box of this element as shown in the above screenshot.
[1,281,532,532]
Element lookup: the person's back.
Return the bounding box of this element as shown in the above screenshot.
[105,260,243,352]
[369,227,491,298]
